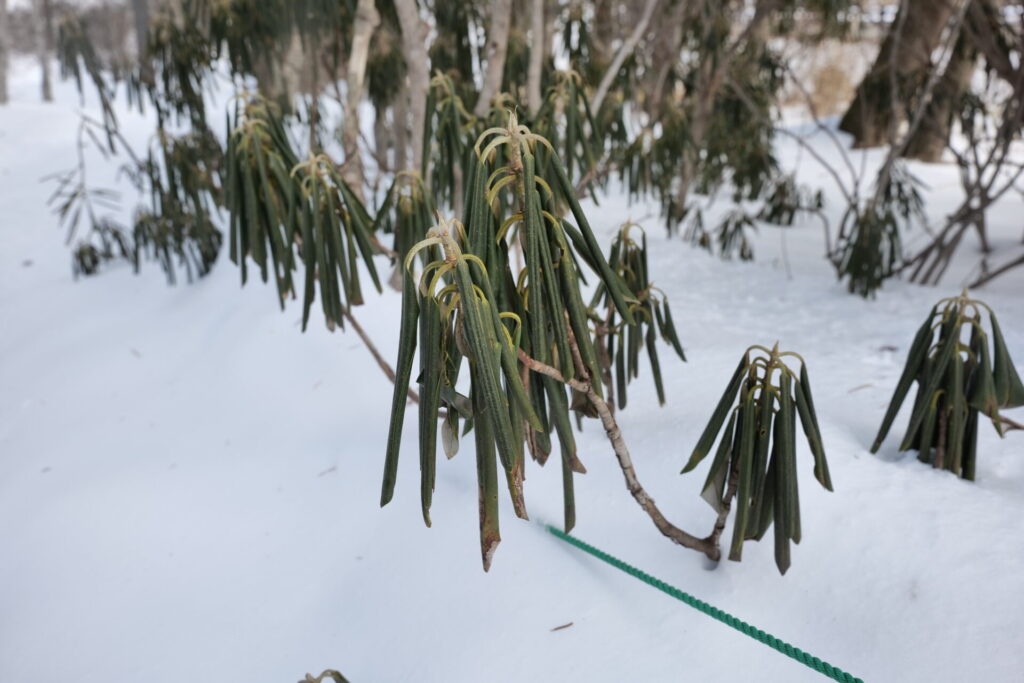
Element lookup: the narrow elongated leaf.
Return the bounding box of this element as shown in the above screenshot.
[794,364,832,490]
[967,327,1000,431]
[418,294,443,527]
[746,382,775,536]
[780,374,801,544]
[962,409,979,481]
[946,352,966,474]
[381,274,420,507]
[471,372,501,572]
[700,411,737,512]
[549,154,634,323]
[899,311,961,451]
[682,355,748,472]
[729,384,757,562]
[991,313,1024,408]
[872,307,936,452]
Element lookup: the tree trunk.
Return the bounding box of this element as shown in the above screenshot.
[839,0,958,148]
[132,0,149,55]
[394,0,429,173]
[904,31,976,162]
[526,0,545,114]
[374,104,393,174]
[342,0,380,200]
[592,0,614,72]
[674,2,773,216]
[34,0,53,102]
[392,87,410,172]
[0,0,9,105]
[474,0,512,117]
[590,0,660,115]
[644,3,685,119]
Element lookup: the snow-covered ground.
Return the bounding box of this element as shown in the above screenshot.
[2,58,1024,682]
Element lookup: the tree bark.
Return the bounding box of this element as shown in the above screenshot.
[592,0,614,71]
[474,0,512,117]
[904,31,976,162]
[342,0,381,200]
[516,342,719,561]
[839,0,958,148]
[526,0,545,114]
[644,2,685,119]
[0,0,9,105]
[675,1,774,215]
[394,0,429,173]
[590,0,660,115]
[34,0,53,102]
[132,0,150,56]
[374,104,393,173]
[392,86,410,172]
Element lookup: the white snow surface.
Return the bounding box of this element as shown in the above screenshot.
[2,59,1024,682]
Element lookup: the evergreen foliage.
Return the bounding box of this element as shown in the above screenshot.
[871,292,1024,479]
[681,344,833,575]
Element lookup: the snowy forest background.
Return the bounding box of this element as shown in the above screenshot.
[1,1,1023,681]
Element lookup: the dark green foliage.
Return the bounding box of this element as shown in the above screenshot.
[427,0,481,103]
[836,163,925,297]
[367,1,406,111]
[57,15,120,145]
[53,0,361,278]
[757,174,824,227]
[871,292,1023,479]
[421,73,474,209]
[374,172,435,267]
[591,223,686,408]
[616,44,782,236]
[683,209,756,262]
[381,118,638,569]
[47,116,223,283]
[532,71,602,187]
[681,345,832,575]
[225,97,381,331]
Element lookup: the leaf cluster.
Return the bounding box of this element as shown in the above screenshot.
[872,293,1024,479]
[682,345,833,575]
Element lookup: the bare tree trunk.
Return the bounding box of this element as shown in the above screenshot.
[0,0,9,105]
[675,1,773,216]
[904,31,976,162]
[132,0,149,55]
[394,0,429,173]
[592,0,614,70]
[392,88,410,172]
[342,0,380,200]
[474,0,512,117]
[374,104,393,174]
[527,0,545,114]
[839,0,958,148]
[645,3,684,120]
[34,0,53,102]
[131,0,156,84]
[590,0,660,114]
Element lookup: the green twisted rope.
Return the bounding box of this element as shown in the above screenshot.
[546,525,864,683]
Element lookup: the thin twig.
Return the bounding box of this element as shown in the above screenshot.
[343,309,419,403]
[517,333,721,561]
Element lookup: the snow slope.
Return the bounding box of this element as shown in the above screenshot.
[2,59,1024,682]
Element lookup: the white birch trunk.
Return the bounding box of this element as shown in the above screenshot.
[474,0,512,117]
[589,0,660,115]
[526,0,545,114]
[342,0,381,200]
[394,0,429,173]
